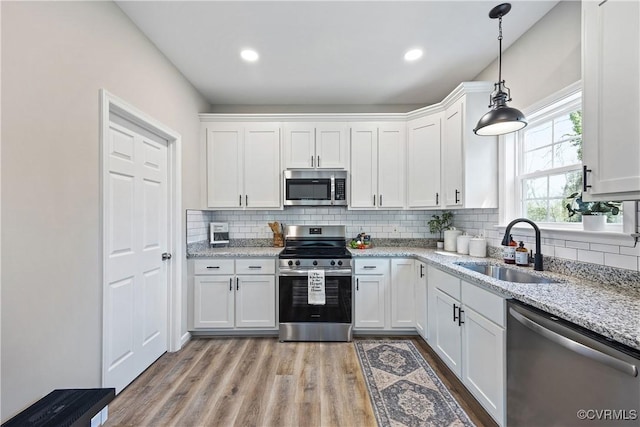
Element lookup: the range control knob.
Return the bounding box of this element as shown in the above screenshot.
[338,260,343,266]
[330,260,336,266]
[295,260,300,266]
[313,260,318,266]
[288,260,293,266]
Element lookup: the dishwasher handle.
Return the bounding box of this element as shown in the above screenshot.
[509,306,638,377]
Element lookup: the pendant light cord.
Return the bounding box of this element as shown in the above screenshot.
[498,15,503,85]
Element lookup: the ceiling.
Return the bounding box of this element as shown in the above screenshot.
[117,1,559,109]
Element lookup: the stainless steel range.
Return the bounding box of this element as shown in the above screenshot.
[278,225,353,342]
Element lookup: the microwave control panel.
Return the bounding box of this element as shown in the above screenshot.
[335,179,346,201]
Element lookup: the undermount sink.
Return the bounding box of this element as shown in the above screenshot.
[455,262,555,284]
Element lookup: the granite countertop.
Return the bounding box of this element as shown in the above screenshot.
[349,247,640,351]
[187,242,283,257]
[187,243,640,351]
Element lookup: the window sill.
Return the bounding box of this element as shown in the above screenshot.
[494,223,635,246]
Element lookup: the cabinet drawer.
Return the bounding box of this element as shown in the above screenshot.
[235,258,275,275]
[354,258,389,274]
[461,280,505,327]
[428,266,461,300]
[194,259,234,275]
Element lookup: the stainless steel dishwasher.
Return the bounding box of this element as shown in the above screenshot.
[507,300,639,426]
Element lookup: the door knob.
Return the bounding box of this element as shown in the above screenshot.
[162,252,172,261]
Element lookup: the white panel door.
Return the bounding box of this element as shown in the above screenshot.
[283,123,315,169]
[463,307,505,426]
[350,126,377,208]
[316,123,348,169]
[104,120,168,393]
[354,275,386,328]
[582,0,640,199]
[206,125,242,208]
[433,288,462,377]
[193,275,234,328]
[378,125,406,208]
[408,114,442,208]
[390,259,415,328]
[243,124,281,209]
[415,261,428,340]
[235,275,276,328]
[443,100,464,207]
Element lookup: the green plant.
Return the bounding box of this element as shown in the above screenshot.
[428,211,453,241]
[565,192,620,217]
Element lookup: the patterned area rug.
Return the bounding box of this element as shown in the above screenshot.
[355,340,476,427]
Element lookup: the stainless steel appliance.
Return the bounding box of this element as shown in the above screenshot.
[283,170,348,206]
[507,300,639,426]
[278,225,353,341]
[209,222,229,245]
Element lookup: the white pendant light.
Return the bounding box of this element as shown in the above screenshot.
[474,3,527,136]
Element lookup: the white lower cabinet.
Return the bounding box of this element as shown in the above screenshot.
[354,258,415,330]
[414,261,428,340]
[427,265,505,426]
[192,258,276,330]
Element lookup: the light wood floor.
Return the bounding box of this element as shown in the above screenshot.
[105,337,497,427]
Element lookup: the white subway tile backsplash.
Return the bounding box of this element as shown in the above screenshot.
[620,245,640,256]
[604,253,638,271]
[554,247,577,260]
[565,240,590,250]
[589,243,620,254]
[577,249,605,265]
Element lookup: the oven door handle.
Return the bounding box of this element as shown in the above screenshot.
[279,269,353,277]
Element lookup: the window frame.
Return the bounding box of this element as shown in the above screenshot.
[500,81,633,234]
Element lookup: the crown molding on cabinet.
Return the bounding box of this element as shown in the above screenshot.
[199,81,495,123]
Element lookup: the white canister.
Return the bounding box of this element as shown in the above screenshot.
[469,237,487,257]
[456,234,472,255]
[443,228,462,252]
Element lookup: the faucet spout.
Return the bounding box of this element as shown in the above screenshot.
[502,218,544,271]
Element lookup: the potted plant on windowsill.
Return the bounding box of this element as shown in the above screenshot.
[565,192,620,231]
[428,211,453,249]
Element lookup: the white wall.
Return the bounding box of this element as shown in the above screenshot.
[474,0,581,108]
[1,1,209,420]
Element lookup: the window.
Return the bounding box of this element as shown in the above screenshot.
[511,87,624,229]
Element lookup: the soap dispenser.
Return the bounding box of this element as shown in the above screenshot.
[515,241,529,267]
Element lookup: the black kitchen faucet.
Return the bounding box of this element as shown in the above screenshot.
[501,218,543,271]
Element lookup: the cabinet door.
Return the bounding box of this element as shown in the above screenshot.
[350,125,378,208]
[283,123,315,169]
[432,288,462,377]
[407,114,442,208]
[390,259,415,328]
[316,123,348,169]
[354,275,386,328]
[235,275,276,328]
[443,99,464,207]
[206,125,242,208]
[415,261,428,340]
[243,124,281,209]
[193,275,234,328]
[377,125,406,208]
[463,307,505,426]
[582,0,640,200]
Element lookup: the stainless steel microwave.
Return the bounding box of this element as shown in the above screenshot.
[283,170,348,206]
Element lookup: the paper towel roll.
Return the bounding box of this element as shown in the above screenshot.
[457,234,472,255]
[469,237,487,257]
[444,229,462,252]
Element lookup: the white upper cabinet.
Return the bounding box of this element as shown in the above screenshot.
[205,122,281,209]
[350,122,406,209]
[442,84,498,209]
[407,112,442,209]
[283,123,348,169]
[582,0,640,201]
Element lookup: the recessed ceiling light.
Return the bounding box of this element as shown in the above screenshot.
[241,49,259,62]
[404,49,423,62]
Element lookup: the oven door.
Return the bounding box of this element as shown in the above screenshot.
[279,270,352,324]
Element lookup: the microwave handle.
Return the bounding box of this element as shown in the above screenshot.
[330,175,335,205]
